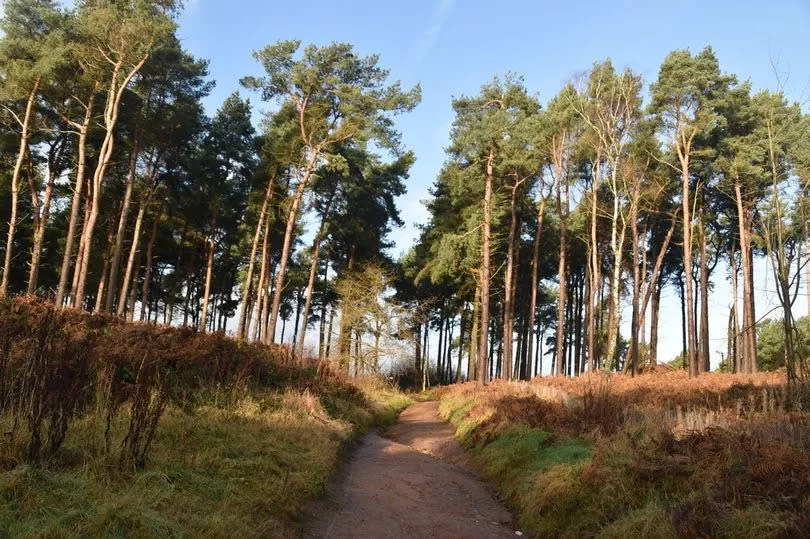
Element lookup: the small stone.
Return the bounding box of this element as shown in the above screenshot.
[515,532,523,536]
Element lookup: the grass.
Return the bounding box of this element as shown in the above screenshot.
[0,377,411,538]
[437,373,810,538]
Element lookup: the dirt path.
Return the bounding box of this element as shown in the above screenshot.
[305,401,518,538]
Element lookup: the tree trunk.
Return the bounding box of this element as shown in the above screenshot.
[27,144,58,294]
[679,154,698,376]
[1,77,40,297]
[605,169,626,368]
[728,243,739,372]
[574,271,585,375]
[629,202,641,375]
[94,224,116,313]
[650,279,661,366]
[502,182,519,381]
[587,156,601,370]
[75,58,147,309]
[469,284,480,382]
[267,154,319,343]
[104,138,140,312]
[478,151,494,383]
[116,180,156,317]
[527,195,547,377]
[555,175,568,377]
[252,217,270,342]
[199,212,217,331]
[291,288,303,348]
[237,177,274,338]
[698,205,710,373]
[140,212,160,322]
[734,178,757,373]
[436,315,445,384]
[325,306,335,359]
[56,83,98,307]
[318,260,330,360]
[456,308,465,383]
[296,195,334,356]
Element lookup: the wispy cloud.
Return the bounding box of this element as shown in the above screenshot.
[410,0,456,65]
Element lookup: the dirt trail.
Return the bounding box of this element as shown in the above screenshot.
[305,401,518,538]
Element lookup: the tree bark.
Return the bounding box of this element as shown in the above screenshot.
[650,278,661,366]
[104,138,140,312]
[734,178,757,373]
[502,181,520,381]
[199,212,217,331]
[267,153,319,342]
[26,147,55,294]
[469,284,480,382]
[296,192,335,356]
[74,55,149,310]
[252,215,271,342]
[698,204,710,373]
[678,147,698,376]
[587,156,601,370]
[555,174,568,376]
[629,201,641,375]
[237,177,274,338]
[94,224,116,313]
[116,170,157,317]
[478,151,494,383]
[140,212,160,322]
[1,77,40,297]
[527,194,548,378]
[56,83,98,307]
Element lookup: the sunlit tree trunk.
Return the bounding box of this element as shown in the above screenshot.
[27,144,58,294]
[74,56,149,309]
[587,157,601,370]
[268,153,319,342]
[1,77,40,297]
[734,177,757,373]
[555,173,568,377]
[526,194,547,378]
[502,181,520,381]
[94,225,116,313]
[56,84,98,307]
[698,204,710,373]
[478,151,494,383]
[104,140,140,312]
[117,170,158,317]
[199,212,217,331]
[678,144,699,376]
[237,178,274,338]
[252,218,270,342]
[297,193,335,356]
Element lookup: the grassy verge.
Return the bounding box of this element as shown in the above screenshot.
[0,376,410,538]
[438,374,810,538]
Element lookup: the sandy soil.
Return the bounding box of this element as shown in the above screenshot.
[305,401,518,538]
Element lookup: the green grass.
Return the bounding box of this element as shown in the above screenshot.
[0,380,411,538]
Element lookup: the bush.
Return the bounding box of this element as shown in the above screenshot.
[0,298,355,468]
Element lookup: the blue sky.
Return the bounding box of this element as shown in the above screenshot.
[176,0,810,366]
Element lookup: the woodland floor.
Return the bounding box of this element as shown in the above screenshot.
[305,401,519,538]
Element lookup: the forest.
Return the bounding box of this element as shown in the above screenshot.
[1,0,810,537]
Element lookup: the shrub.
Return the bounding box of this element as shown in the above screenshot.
[0,298,352,468]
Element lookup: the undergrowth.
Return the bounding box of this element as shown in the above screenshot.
[0,378,409,538]
[0,299,411,537]
[438,373,810,538]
